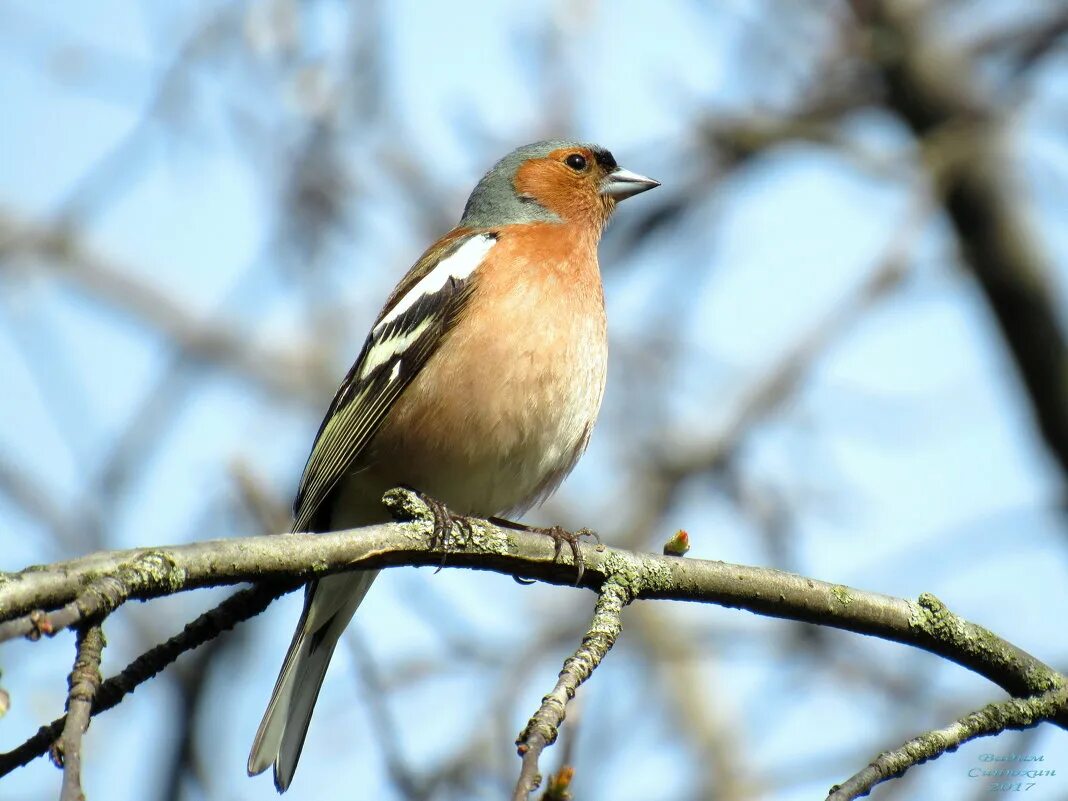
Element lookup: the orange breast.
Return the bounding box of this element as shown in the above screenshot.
[359,222,608,517]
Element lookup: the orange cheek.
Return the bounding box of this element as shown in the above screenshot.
[513,161,557,207]
[514,161,603,224]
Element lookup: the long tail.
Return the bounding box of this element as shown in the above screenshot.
[248,570,379,792]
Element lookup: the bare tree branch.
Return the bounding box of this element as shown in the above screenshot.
[827,685,1068,801]
[0,552,170,644]
[512,579,628,800]
[53,624,105,801]
[2,490,1062,706]
[1,487,1065,795]
[0,582,296,777]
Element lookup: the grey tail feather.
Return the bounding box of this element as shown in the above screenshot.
[246,597,314,786]
[248,571,378,792]
[273,627,336,792]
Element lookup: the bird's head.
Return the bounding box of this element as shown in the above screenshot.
[461,140,659,231]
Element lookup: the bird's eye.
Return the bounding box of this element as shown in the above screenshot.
[565,153,588,171]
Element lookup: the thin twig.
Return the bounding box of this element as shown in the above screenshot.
[513,580,630,801]
[53,625,105,801]
[2,492,1067,793]
[0,554,168,643]
[0,581,297,777]
[827,685,1068,801]
[540,695,582,801]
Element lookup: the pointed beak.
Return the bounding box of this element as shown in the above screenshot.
[600,167,660,200]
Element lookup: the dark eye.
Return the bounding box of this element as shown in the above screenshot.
[565,153,588,171]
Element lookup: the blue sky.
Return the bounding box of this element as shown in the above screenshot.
[2,2,1068,800]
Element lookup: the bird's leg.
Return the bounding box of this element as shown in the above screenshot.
[489,517,599,584]
[411,490,473,572]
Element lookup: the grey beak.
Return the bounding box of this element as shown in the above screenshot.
[600,167,660,200]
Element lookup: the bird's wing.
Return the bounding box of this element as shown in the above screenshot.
[291,229,499,532]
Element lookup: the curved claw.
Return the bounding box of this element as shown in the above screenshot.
[415,491,472,572]
[486,516,593,584]
[576,527,601,545]
[531,525,587,584]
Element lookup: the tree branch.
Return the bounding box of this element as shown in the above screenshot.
[1,490,1064,707]
[0,553,175,644]
[1,489,1065,789]
[53,624,105,801]
[0,582,296,777]
[513,579,629,800]
[827,685,1068,801]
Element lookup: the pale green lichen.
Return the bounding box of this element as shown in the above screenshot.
[393,518,433,546]
[910,591,1064,694]
[380,488,513,556]
[454,519,513,556]
[911,593,999,660]
[381,488,434,525]
[69,551,188,615]
[910,593,963,648]
[123,551,186,593]
[518,577,629,749]
[599,549,671,598]
[831,585,853,606]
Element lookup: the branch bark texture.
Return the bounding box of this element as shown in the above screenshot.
[1,489,1065,792]
[54,625,104,801]
[1,490,1064,710]
[827,685,1068,801]
[512,579,629,800]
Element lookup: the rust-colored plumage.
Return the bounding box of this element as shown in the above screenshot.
[249,140,657,792]
[513,146,619,231]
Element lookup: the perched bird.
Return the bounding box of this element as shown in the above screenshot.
[248,140,658,791]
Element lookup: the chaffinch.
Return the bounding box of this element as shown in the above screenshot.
[247,140,658,791]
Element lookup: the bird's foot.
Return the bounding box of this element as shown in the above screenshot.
[414,491,473,572]
[491,518,599,584]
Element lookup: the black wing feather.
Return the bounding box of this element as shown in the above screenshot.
[291,231,495,532]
